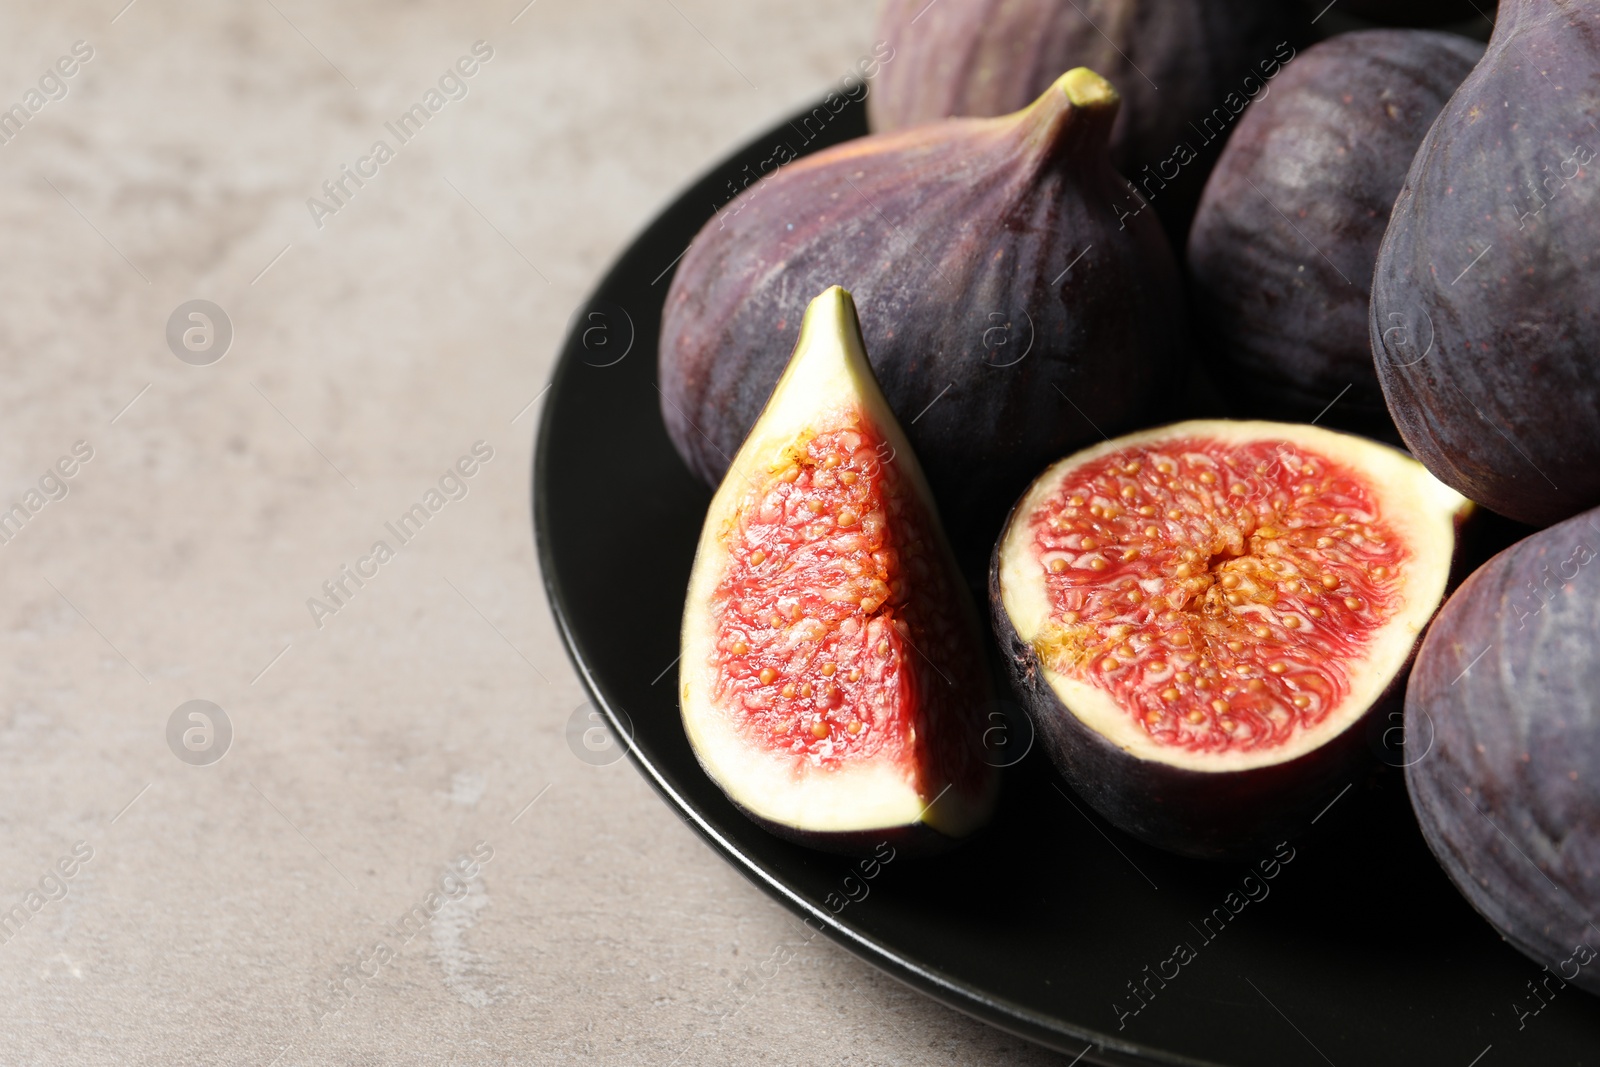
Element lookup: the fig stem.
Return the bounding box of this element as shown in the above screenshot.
[1056,67,1119,111]
[1015,67,1120,168]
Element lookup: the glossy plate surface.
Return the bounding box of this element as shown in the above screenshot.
[533,97,1600,1066]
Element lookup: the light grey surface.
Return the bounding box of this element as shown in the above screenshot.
[0,2,1067,1063]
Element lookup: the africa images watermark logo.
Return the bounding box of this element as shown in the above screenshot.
[0,40,94,148]
[165,300,233,366]
[166,700,233,767]
[1515,142,1595,230]
[1112,41,1297,231]
[1112,840,1297,1030]
[0,440,93,547]
[565,701,633,766]
[710,40,895,231]
[307,41,494,230]
[311,842,495,1024]
[0,841,94,948]
[306,441,494,629]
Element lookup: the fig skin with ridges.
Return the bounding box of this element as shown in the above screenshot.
[867,0,1308,243]
[1371,0,1600,527]
[679,287,998,856]
[660,69,1186,568]
[1405,505,1600,995]
[1187,30,1482,434]
[990,419,1470,859]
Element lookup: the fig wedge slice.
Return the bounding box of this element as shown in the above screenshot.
[680,287,998,854]
[992,420,1470,857]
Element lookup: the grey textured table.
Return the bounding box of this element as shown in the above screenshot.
[0,1,1063,1063]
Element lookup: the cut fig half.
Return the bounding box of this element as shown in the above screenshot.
[992,420,1471,857]
[680,287,998,854]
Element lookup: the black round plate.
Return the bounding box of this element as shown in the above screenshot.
[533,96,1600,1066]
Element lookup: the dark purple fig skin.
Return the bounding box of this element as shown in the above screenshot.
[1405,505,1600,995]
[1371,0,1600,527]
[1188,30,1482,433]
[867,0,1308,244]
[659,76,1186,565]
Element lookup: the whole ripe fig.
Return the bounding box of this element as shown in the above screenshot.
[1188,30,1483,432]
[867,0,1307,243]
[680,287,997,854]
[1405,505,1600,995]
[1371,0,1600,527]
[991,419,1470,858]
[660,69,1186,566]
